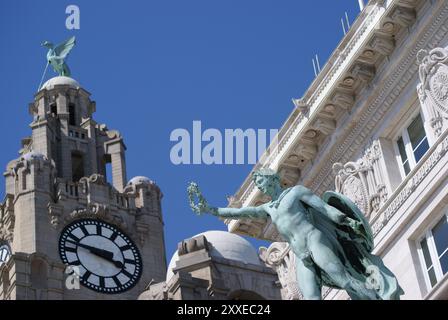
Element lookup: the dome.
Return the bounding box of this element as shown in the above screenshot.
[22,151,46,162]
[127,176,155,186]
[41,76,80,90]
[166,230,261,282]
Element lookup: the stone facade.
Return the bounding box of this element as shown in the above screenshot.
[139,231,281,300]
[0,77,167,300]
[225,0,448,300]
[0,76,280,301]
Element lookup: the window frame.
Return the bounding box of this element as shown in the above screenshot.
[417,213,448,290]
[393,110,430,179]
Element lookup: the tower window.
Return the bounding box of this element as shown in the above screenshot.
[103,154,112,183]
[71,152,85,182]
[50,103,57,116]
[69,104,76,126]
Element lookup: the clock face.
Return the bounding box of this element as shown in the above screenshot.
[59,219,142,294]
[0,244,11,267]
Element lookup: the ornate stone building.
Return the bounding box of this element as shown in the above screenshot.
[224,0,448,300]
[2,0,448,301]
[0,76,167,299]
[0,75,281,300]
[139,231,281,300]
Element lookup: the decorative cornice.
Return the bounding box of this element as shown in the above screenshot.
[308,1,448,195]
[371,130,448,236]
[228,0,448,239]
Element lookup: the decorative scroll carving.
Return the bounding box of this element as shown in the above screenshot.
[333,140,388,219]
[417,47,448,138]
[333,162,370,215]
[0,225,13,243]
[259,242,302,300]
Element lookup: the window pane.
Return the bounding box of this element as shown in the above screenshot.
[421,238,433,268]
[397,136,410,175]
[432,216,448,257]
[403,160,411,175]
[407,114,426,150]
[428,267,438,287]
[413,137,429,163]
[440,252,448,274]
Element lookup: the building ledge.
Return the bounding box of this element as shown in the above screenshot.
[424,273,448,300]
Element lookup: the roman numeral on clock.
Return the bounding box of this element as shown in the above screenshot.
[69,259,81,266]
[64,245,77,253]
[99,276,105,288]
[112,276,121,287]
[121,269,133,279]
[82,271,92,281]
[79,225,89,236]
[67,233,80,242]
[96,225,102,236]
[109,232,118,242]
[124,258,135,265]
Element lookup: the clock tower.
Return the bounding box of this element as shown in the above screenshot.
[0,76,167,299]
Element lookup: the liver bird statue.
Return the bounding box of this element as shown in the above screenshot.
[41,36,76,77]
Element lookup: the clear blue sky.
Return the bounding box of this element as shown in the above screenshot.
[0,1,360,261]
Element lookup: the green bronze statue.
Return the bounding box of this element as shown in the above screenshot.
[42,36,76,77]
[188,168,403,300]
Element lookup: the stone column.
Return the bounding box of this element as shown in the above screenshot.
[105,138,127,192]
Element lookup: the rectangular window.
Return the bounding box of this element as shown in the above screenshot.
[419,214,448,289]
[71,152,85,182]
[50,103,57,116]
[408,114,430,163]
[395,112,430,177]
[69,104,76,126]
[397,136,411,175]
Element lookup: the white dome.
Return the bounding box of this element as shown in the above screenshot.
[127,176,155,186]
[22,151,46,162]
[41,76,80,90]
[166,230,261,282]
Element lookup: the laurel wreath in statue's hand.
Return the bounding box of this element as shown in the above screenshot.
[187,182,211,216]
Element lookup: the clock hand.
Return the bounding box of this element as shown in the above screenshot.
[66,240,125,269]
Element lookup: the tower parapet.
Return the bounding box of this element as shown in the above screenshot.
[0,76,167,300]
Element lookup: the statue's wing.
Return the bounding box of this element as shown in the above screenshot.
[322,191,374,252]
[54,36,76,60]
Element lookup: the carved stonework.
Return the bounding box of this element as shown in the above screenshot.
[333,162,370,215]
[333,140,388,220]
[417,47,448,138]
[259,242,302,300]
[47,203,64,227]
[292,98,309,114]
[178,235,209,255]
[0,225,13,243]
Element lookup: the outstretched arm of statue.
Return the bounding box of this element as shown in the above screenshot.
[188,182,268,220]
[209,205,268,220]
[297,186,362,232]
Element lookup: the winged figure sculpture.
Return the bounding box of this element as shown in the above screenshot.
[42,36,76,77]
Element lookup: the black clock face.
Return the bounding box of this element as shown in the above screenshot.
[0,244,11,267]
[59,219,142,294]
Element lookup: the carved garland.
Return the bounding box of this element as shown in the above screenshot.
[417,47,448,137]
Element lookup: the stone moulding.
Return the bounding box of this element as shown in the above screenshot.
[228,1,448,240]
[371,130,448,237]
